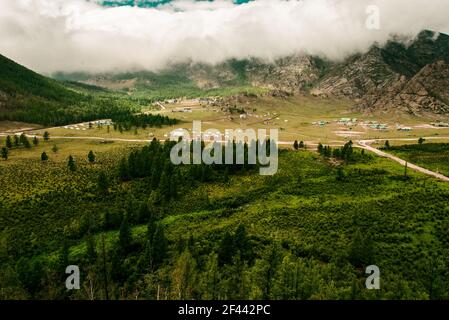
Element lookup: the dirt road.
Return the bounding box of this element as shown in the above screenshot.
[3,128,449,182]
[357,138,449,182]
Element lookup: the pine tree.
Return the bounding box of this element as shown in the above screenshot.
[22,136,31,149]
[218,231,235,266]
[16,257,44,299]
[1,147,8,160]
[169,170,179,199]
[172,249,197,300]
[58,240,70,275]
[200,253,220,299]
[384,140,390,149]
[299,141,305,149]
[86,233,97,264]
[119,214,132,253]
[68,155,76,172]
[349,229,373,267]
[33,136,39,146]
[43,131,50,141]
[234,224,252,263]
[336,166,345,181]
[88,150,95,163]
[13,135,20,147]
[223,167,230,183]
[159,168,171,200]
[5,135,12,149]
[293,140,299,150]
[317,143,324,154]
[52,144,59,153]
[41,152,49,161]
[151,223,167,268]
[118,158,129,181]
[99,234,109,299]
[97,172,109,195]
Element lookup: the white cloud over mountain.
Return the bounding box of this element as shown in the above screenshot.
[1,0,449,74]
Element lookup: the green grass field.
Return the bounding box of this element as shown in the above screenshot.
[387,143,449,177]
[8,94,446,150]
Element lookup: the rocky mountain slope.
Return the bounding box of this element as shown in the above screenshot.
[313,30,449,114]
[52,30,449,115]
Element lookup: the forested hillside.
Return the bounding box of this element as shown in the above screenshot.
[0,54,140,126]
[1,140,448,300]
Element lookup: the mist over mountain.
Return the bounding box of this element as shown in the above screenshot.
[2,0,449,74]
[53,30,449,115]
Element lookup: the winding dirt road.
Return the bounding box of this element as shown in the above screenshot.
[357,138,449,182]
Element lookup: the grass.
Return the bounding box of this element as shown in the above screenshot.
[25,94,449,146]
[387,143,449,177]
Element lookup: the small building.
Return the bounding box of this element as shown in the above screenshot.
[313,120,328,126]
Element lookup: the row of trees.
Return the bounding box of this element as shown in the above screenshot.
[317,141,371,163]
[111,114,179,131]
[1,133,50,160]
[293,140,306,150]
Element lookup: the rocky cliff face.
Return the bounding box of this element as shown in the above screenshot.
[244,56,327,93]
[362,60,449,114]
[312,30,449,115]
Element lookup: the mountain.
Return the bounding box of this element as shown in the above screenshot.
[53,29,449,115]
[312,30,449,114]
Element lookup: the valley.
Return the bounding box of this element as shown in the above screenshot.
[1,28,449,301]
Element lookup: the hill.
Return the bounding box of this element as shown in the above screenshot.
[0,54,137,126]
[0,54,81,112]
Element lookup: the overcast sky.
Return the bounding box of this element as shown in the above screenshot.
[1,0,449,74]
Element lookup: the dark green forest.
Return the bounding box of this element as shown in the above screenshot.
[0,54,141,126]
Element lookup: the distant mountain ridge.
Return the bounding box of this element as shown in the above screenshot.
[54,30,449,115]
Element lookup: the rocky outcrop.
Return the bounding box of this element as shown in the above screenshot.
[312,30,449,115]
[361,60,449,114]
[244,56,327,93]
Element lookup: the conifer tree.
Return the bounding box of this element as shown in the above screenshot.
[97,171,109,195]
[119,214,132,253]
[13,135,20,147]
[68,155,76,172]
[293,140,299,150]
[1,147,8,160]
[41,152,49,161]
[6,135,12,149]
[88,150,96,163]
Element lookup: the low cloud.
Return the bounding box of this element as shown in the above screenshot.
[1,0,449,74]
